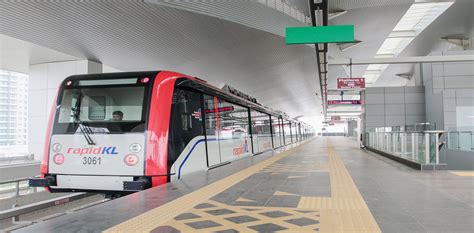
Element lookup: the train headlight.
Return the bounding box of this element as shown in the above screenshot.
[129,143,142,153]
[53,153,65,165]
[124,154,139,166]
[52,143,62,152]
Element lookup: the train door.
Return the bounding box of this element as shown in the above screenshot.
[168,88,206,180]
[204,95,221,167]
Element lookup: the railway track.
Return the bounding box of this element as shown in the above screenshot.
[1,193,110,232]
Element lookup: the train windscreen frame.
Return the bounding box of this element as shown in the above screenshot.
[52,77,152,134]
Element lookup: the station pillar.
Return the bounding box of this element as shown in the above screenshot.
[28,60,102,160]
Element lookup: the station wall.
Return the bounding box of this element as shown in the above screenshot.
[422,50,474,170]
[362,86,426,132]
[423,50,474,130]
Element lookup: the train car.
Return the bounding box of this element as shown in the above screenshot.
[29,71,314,194]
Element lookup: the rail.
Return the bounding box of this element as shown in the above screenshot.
[0,193,89,220]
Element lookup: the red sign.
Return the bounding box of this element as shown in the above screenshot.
[331,116,341,121]
[327,100,361,105]
[204,106,234,113]
[337,78,365,89]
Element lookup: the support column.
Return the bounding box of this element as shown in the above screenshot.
[28,60,102,160]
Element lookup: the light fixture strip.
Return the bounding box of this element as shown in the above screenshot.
[362,0,454,85]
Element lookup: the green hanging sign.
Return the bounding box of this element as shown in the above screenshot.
[286,25,355,44]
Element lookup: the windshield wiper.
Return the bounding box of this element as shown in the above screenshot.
[72,93,95,145]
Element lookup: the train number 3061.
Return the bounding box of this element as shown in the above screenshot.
[82,157,102,165]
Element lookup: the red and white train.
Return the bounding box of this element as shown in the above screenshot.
[30,71,314,193]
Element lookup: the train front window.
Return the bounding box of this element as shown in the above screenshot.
[54,85,148,134]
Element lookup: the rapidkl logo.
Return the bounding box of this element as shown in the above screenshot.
[67,147,118,155]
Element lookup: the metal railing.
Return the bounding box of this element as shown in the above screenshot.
[365,129,445,166]
[0,176,39,199]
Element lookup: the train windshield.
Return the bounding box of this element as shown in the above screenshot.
[53,78,150,134]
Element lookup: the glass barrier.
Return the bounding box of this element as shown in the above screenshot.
[447,127,473,152]
[365,129,444,165]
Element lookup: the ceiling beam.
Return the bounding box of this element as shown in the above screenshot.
[337,40,362,51]
[328,10,347,20]
[308,0,329,117]
[328,55,474,66]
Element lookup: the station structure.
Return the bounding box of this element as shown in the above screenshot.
[0,0,473,232]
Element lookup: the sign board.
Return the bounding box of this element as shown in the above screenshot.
[286,25,355,45]
[331,116,341,121]
[327,100,361,105]
[222,85,259,104]
[337,78,365,89]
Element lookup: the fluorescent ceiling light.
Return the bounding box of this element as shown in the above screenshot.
[366,64,389,71]
[362,0,454,85]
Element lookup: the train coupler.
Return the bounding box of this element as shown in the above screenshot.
[123,178,149,191]
[29,176,56,187]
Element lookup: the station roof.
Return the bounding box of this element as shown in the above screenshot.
[0,0,472,124]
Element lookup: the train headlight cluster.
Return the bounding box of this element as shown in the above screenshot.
[124,154,139,166]
[52,143,62,152]
[129,143,142,153]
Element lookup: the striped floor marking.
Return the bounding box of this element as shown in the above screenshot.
[449,171,474,177]
[104,141,312,233]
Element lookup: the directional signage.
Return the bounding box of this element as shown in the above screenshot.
[286,25,355,45]
[327,100,361,105]
[337,78,365,89]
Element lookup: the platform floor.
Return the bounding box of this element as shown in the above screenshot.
[14,137,474,233]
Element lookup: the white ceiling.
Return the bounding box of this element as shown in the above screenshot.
[0,34,78,74]
[0,0,472,127]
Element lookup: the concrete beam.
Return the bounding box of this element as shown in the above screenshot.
[328,55,474,66]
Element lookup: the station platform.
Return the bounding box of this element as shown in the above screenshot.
[14,137,474,233]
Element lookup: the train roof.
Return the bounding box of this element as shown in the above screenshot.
[61,71,311,127]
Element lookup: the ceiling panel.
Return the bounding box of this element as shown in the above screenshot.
[0,0,320,122]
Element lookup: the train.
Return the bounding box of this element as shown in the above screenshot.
[29,71,314,194]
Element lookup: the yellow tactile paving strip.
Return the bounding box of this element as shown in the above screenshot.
[105,138,381,232]
[298,140,381,232]
[104,142,312,233]
[449,171,474,176]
